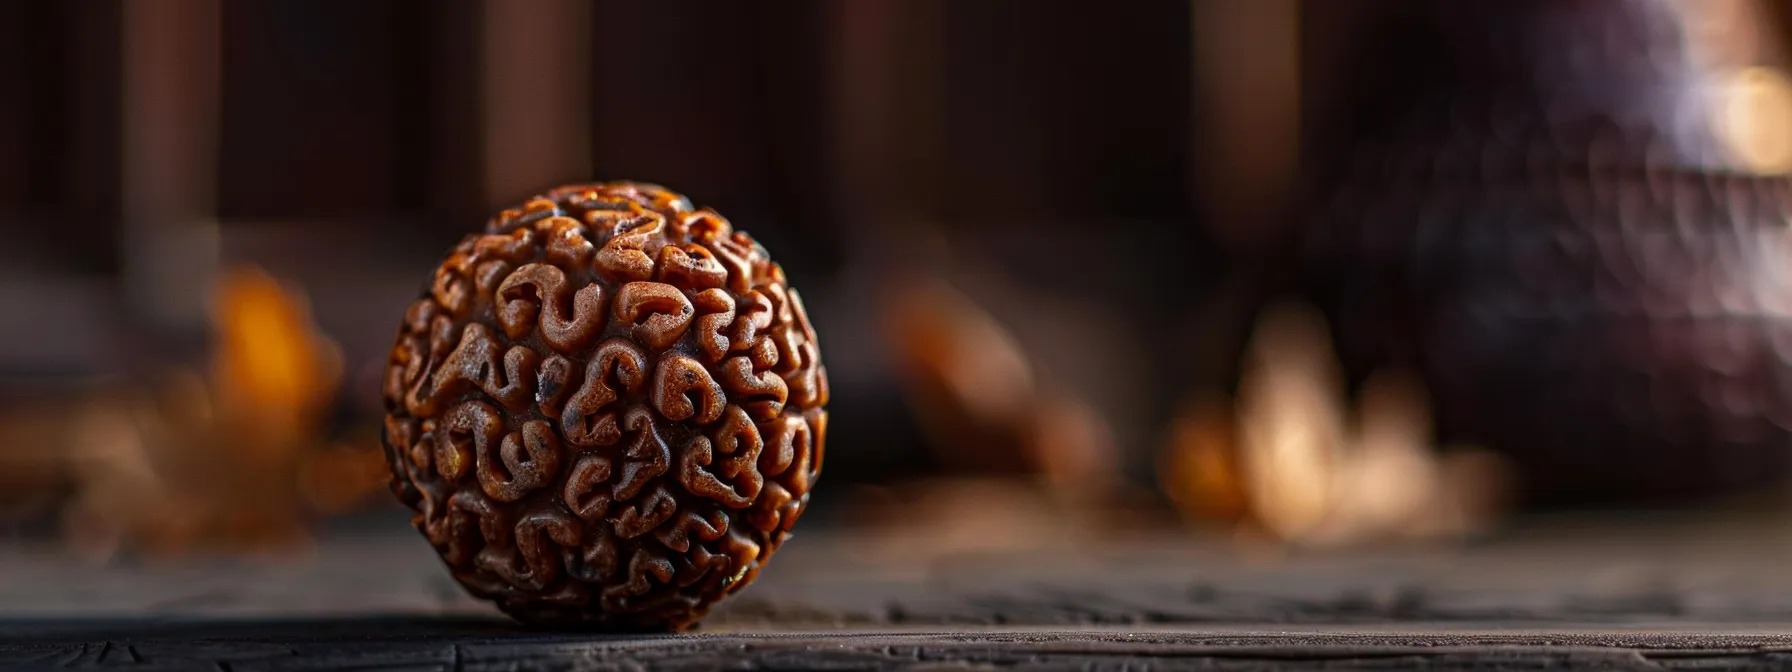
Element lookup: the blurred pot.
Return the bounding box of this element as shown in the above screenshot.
[1300,0,1792,504]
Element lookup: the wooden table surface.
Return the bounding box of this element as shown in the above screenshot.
[8,509,1792,670]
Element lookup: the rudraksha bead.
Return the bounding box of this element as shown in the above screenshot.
[381,182,827,630]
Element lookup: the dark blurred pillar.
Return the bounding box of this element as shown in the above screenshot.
[831,0,945,236]
[481,0,592,209]
[1191,0,1301,256]
[0,3,49,214]
[818,0,949,484]
[0,1,119,258]
[1180,0,1307,411]
[121,0,220,338]
[0,2,120,381]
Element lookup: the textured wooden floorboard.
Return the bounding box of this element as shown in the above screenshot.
[8,512,1792,669]
[8,622,1792,670]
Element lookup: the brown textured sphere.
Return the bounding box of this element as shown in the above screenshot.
[380,182,828,630]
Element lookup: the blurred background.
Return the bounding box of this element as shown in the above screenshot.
[6,0,1792,562]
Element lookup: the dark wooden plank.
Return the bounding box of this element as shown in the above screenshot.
[8,514,1792,668]
[13,512,1792,625]
[6,622,1792,670]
